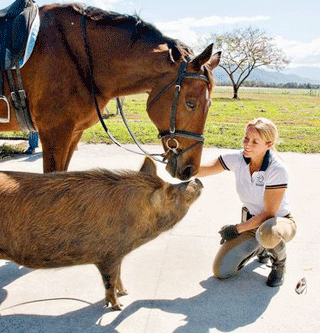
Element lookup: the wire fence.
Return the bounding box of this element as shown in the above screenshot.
[215,86,320,97]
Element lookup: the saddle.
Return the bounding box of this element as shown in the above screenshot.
[0,0,39,130]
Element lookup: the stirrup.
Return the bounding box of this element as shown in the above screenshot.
[0,95,10,123]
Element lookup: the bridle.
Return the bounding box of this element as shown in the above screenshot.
[147,58,210,160]
[81,15,210,165]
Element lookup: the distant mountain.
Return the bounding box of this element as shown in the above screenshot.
[283,67,320,83]
[213,67,320,85]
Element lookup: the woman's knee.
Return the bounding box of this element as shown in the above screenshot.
[213,246,239,279]
[256,218,281,249]
[213,259,237,279]
[213,235,258,278]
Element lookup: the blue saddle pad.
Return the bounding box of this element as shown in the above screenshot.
[0,0,40,70]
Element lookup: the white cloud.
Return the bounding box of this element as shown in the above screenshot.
[195,15,270,27]
[274,35,320,67]
[170,28,200,47]
[58,0,122,10]
[155,15,270,48]
[90,0,122,9]
[156,15,270,31]
[155,15,320,69]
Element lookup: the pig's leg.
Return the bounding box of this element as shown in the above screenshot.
[115,264,128,297]
[0,250,11,260]
[96,262,122,310]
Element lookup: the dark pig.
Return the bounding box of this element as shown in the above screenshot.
[0,157,203,310]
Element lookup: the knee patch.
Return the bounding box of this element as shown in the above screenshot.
[256,218,281,249]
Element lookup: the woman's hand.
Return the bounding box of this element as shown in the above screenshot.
[219,224,240,244]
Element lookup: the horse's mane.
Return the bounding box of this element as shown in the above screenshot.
[69,3,192,54]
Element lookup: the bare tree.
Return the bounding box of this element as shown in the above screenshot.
[206,27,290,99]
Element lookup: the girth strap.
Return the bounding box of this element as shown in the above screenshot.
[5,67,36,131]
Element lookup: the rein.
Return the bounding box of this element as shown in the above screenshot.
[81,16,164,162]
[80,15,209,164]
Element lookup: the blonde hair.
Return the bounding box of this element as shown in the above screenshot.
[246,118,278,149]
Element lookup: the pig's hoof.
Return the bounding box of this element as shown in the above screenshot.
[117,290,128,297]
[111,303,123,311]
[104,299,123,311]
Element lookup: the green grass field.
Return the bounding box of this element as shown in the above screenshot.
[83,87,320,153]
[1,87,320,154]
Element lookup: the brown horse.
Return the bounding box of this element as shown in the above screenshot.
[0,3,220,180]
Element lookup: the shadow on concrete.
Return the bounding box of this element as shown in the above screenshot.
[106,261,279,333]
[0,261,31,305]
[0,152,42,165]
[0,301,113,333]
[0,261,114,332]
[0,261,278,333]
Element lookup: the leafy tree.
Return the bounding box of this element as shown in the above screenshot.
[205,27,290,99]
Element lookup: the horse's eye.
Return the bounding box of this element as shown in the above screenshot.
[186,101,195,110]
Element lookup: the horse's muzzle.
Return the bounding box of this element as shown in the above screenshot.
[165,153,196,180]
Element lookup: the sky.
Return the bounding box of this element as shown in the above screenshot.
[2,0,320,80]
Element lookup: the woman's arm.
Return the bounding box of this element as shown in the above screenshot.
[196,157,225,177]
[236,187,286,233]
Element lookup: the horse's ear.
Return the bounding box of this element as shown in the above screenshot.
[152,44,182,73]
[168,46,182,64]
[207,51,222,71]
[191,44,221,71]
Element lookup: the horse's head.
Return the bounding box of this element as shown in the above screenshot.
[147,44,221,180]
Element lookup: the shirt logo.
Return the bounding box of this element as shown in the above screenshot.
[256,174,265,187]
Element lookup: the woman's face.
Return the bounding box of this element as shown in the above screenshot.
[243,126,272,161]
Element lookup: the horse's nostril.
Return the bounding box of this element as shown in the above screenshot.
[181,165,194,180]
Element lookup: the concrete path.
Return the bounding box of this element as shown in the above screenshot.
[0,143,319,333]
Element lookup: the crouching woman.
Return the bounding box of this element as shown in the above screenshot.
[197,118,297,287]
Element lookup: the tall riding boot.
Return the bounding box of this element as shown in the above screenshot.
[266,240,286,287]
[257,247,269,264]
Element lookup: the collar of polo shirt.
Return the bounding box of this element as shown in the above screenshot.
[242,150,271,172]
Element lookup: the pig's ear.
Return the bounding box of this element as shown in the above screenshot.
[140,157,157,175]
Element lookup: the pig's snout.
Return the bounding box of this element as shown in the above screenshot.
[165,155,196,181]
[187,178,203,191]
[184,178,203,203]
[192,178,203,189]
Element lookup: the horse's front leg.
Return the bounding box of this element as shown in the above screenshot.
[64,131,83,171]
[39,125,74,172]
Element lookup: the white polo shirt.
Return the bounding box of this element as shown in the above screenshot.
[219,150,291,217]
